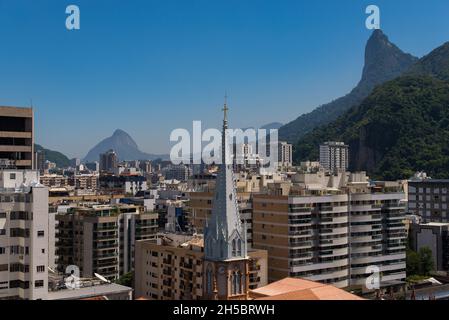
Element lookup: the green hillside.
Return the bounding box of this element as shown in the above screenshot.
[34,144,71,168]
[293,39,449,181]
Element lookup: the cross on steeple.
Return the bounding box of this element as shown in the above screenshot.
[222,92,229,122]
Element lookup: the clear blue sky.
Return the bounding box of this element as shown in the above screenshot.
[0,0,448,158]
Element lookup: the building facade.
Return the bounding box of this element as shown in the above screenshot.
[408,179,449,223]
[319,141,349,173]
[0,106,34,170]
[134,234,268,300]
[99,149,118,173]
[278,141,293,168]
[252,173,406,291]
[0,170,49,300]
[56,204,158,281]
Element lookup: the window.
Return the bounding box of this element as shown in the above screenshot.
[34,280,44,288]
[37,230,45,237]
[10,173,16,180]
[36,265,45,273]
[0,247,5,254]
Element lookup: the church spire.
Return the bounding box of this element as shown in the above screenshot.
[204,98,247,261]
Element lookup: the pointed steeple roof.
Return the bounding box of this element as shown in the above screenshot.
[204,97,248,261]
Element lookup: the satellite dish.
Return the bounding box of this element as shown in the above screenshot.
[94,273,110,283]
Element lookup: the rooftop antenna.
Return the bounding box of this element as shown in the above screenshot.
[94,272,111,284]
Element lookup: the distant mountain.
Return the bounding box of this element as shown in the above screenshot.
[83,129,168,162]
[279,29,418,143]
[260,122,283,131]
[34,144,71,168]
[294,40,449,180]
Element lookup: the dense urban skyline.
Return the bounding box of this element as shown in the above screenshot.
[1,0,449,158]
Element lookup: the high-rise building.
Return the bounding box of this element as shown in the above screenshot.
[34,150,45,173]
[319,142,349,173]
[0,170,49,300]
[0,106,34,170]
[56,204,158,281]
[408,179,449,223]
[278,141,293,168]
[252,171,406,293]
[410,222,449,272]
[99,149,118,173]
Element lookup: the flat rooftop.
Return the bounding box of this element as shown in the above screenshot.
[47,283,132,300]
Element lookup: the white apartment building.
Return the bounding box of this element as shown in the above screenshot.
[278,141,293,168]
[0,170,49,300]
[253,171,406,292]
[319,141,349,173]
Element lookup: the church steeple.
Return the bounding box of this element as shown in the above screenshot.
[204,97,248,261]
[203,98,249,300]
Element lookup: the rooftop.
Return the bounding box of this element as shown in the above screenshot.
[250,278,364,300]
[47,283,132,300]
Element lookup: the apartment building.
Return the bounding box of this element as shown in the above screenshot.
[188,192,253,246]
[348,181,407,290]
[69,174,98,190]
[252,171,406,291]
[278,141,293,168]
[99,175,147,195]
[319,141,349,173]
[56,204,158,281]
[99,149,118,173]
[410,222,449,272]
[134,233,268,300]
[408,179,449,223]
[0,106,34,170]
[0,170,49,300]
[40,174,69,188]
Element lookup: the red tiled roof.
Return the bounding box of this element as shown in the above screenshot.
[251,278,364,301]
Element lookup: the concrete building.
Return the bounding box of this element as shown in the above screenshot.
[40,174,69,188]
[99,175,147,195]
[410,222,449,272]
[0,106,34,170]
[134,233,268,300]
[0,170,49,300]
[34,150,45,173]
[252,171,406,292]
[99,149,118,173]
[278,141,293,168]
[319,141,349,173]
[69,174,98,190]
[162,164,192,182]
[408,179,449,223]
[188,192,253,247]
[56,204,158,281]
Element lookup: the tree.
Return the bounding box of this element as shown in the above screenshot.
[418,247,434,276]
[406,249,420,276]
[115,271,134,288]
